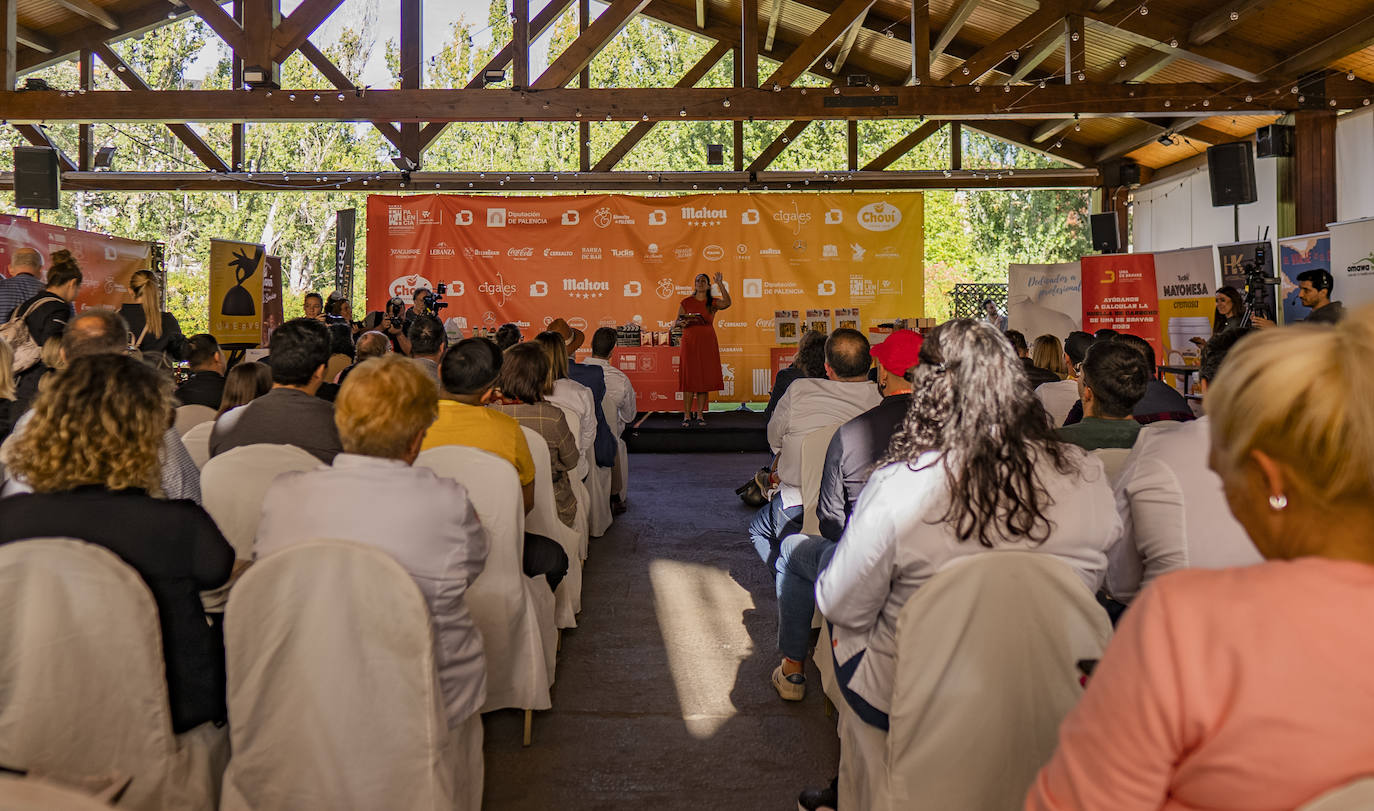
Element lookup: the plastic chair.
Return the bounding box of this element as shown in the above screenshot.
[1299,778,1374,810]
[417,446,557,744]
[220,540,482,811]
[0,773,124,810]
[837,552,1112,810]
[1091,447,1132,487]
[172,405,216,438]
[584,464,613,539]
[521,426,585,629]
[0,539,228,811]
[615,437,629,501]
[799,424,841,536]
[180,421,214,471]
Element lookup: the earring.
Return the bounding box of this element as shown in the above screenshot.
[1268,494,1288,511]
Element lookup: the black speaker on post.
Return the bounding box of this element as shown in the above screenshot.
[13,146,61,210]
[1256,124,1293,158]
[1207,142,1257,206]
[1090,211,1121,253]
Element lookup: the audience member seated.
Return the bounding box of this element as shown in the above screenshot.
[336,330,389,387]
[1029,306,1374,810]
[535,331,597,471]
[322,321,355,384]
[1031,334,1071,381]
[424,338,568,591]
[763,330,826,422]
[217,361,272,416]
[0,247,45,323]
[771,328,923,703]
[175,334,226,408]
[12,250,81,416]
[586,327,638,511]
[123,269,187,365]
[752,328,880,571]
[549,319,615,469]
[211,318,342,463]
[256,354,489,730]
[0,353,234,733]
[494,322,523,351]
[1056,340,1149,451]
[1037,330,1093,427]
[407,314,447,384]
[491,342,582,529]
[1106,328,1262,603]
[1006,329,1060,388]
[1115,333,1194,424]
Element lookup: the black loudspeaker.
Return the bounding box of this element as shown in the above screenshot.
[1207,141,1257,206]
[1090,211,1121,253]
[1101,159,1141,188]
[1256,124,1293,158]
[13,146,61,210]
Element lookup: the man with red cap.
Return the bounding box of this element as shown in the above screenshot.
[770,328,924,709]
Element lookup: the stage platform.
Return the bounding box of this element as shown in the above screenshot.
[624,410,771,454]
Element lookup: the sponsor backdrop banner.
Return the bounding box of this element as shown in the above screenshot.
[366,193,924,403]
[261,255,284,346]
[1080,253,1163,361]
[1216,240,1277,323]
[1277,232,1330,324]
[1153,247,1217,368]
[1006,261,1082,340]
[209,238,266,348]
[1329,217,1374,310]
[0,214,151,311]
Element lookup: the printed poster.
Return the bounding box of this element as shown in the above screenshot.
[1277,232,1330,325]
[1216,240,1277,323]
[0,214,151,312]
[261,255,284,346]
[1329,217,1374,310]
[1006,261,1082,340]
[1080,253,1163,363]
[1153,247,1218,368]
[209,238,266,348]
[775,309,800,344]
[804,309,832,335]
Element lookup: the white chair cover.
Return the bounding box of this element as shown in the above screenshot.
[199,443,323,612]
[0,774,122,810]
[417,446,556,710]
[799,424,840,536]
[1092,447,1132,487]
[585,464,613,539]
[220,540,482,811]
[180,421,214,471]
[0,539,227,811]
[838,551,1112,811]
[173,405,217,438]
[1299,778,1374,810]
[521,426,584,628]
[615,437,629,501]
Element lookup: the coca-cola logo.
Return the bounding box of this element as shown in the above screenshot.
[508,247,535,258]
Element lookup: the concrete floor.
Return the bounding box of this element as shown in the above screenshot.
[482,453,841,809]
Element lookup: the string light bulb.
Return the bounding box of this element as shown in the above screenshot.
[1229,10,1238,19]
[1119,58,1128,67]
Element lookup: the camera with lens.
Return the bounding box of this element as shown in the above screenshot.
[428,283,449,314]
[386,296,406,330]
[1240,245,1280,327]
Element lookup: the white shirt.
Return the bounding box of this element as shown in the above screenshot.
[1107,416,1262,602]
[1036,379,1079,428]
[817,444,1120,714]
[584,356,637,435]
[255,453,488,727]
[546,378,597,476]
[767,377,881,506]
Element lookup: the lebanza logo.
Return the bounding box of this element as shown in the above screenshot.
[858,201,901,232]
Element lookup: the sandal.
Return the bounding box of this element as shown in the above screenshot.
[695,416,707,427]
[681,417,692,428]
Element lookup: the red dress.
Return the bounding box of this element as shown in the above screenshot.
[678,295,724,392]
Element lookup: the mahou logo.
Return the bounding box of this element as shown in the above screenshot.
[858,201,902,232]
[389,274,433,300]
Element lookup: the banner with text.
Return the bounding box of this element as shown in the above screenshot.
[209,238,266,348]
[1153,247,1217,368]
[1277,232,1329,325]
[1329,217,1374,311]
[366,193,924,402]
[0,215,151,312]
[1080,253,1163,362]
[261,255,284,346]
[1216,240,1277,323]
[1006,261,1082,340]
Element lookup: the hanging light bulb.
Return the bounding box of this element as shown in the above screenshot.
[1228,10,1238,20]
[1140,5,1148,14]
[1070,31,1079,41]
[1011,49,1021,60]
[1169,38,1178,48]
[1119,58,1128,67]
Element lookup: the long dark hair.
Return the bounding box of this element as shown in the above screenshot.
[1215,286,1244,330]
[880,319,1079,548]
[694,273,714,309]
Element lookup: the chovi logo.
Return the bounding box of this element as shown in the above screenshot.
[857,201,902,232]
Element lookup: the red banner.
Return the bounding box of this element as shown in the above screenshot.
[0,215,152,313]
[610,346,681,408]
[1080,253,1163,362]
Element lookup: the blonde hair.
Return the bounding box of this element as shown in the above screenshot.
[129,270,163,339]
[1207,308,1374,511]
[0,339,14,400]
[1031,334,1069,379]
[4,354,169,494]
[335,355,437,459]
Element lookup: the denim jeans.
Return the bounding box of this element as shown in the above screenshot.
[747,493,803,572]
[775,533,838,662]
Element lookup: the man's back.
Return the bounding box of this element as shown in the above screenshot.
[210,387,342,463]
[0,274,44,323]
[817,392,911,541]
[569,361,615,467]
[176,371,225,409]
[585,357,636,433]
[769,377,882,489]
[1134,379,1194,424]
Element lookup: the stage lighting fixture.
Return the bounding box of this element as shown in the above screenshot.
[706,144,725,165]
[392,155,418,171]
[243,65,280,89]
[94,146,117,170]
[483,69,507,85]
[846,74,870,87]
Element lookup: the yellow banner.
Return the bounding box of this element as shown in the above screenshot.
[209,238,266,347]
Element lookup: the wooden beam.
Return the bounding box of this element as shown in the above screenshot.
[56,0,119,31]
[399,0,421,165]
[943,5,1062,84]
[1265,18,1374,80]
[242,0,280,74]
[1189,0,1277,46]
[1083,9,1269,81]
[864,119,941,170]
[931,0,979,62]
[1293,110,1336,234]
[740,0,758,87]
[831,9,868,74]
[1006,24,1062,84]
[748,120,815,171]
[971,119,1096,167]
[20,2,191,74]
[579,0,590,170]
[299,40,406,152]
[513,0,530,88]
[231,0,243,168]
[1065,14,1084,83]
[181,0,246,56]
[78,49,93,171]
[911,0,929,84]
[13,125,77,171]
[93,43,232,172]
[764,0,874,87]
[733,118,744,171]
[950,121,961,169]
[1110,48,1174,83]
[1094,116,1207,161]
[1032,119,1073,142]
[2,0,15,90]
[464,0,573,88]
[696,0,706,29]
[533,0,654,89]
[593,41,731,170]
[1182,124,1244,145]
[764,0,783,51]
[271,0,344,63]
[15,24,54,54]
[847,118,859,170]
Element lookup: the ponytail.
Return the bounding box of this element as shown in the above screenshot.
[130,269,163,339]
[45,250,82,290]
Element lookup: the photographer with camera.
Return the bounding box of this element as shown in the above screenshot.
[375,297,414,356]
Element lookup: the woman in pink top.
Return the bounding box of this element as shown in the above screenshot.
[1028,308,1374,811]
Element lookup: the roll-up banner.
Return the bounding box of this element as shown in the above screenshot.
[1006,261,1082,340]
[1329,216,1374,310]
[1079,253,1163,362]
[1277,232,1330,325]
[209,238,266,348]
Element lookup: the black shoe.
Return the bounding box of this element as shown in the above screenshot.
[797,776,838,811]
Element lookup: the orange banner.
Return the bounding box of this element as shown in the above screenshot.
[366,193,924,401]
[0,214,152,313]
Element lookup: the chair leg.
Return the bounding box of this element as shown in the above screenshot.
[556,630,562,653]
[825,697,834,718]
[523,709,533,747]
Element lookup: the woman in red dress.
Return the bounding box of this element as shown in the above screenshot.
[676,272,732,427]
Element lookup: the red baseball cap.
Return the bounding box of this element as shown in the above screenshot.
[870,329,924,377]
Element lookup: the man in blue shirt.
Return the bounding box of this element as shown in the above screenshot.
[0,248,45,323]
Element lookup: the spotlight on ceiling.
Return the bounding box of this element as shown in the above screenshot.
[93,146,117,170]
[706,144,725,166]
[483,69,507,86]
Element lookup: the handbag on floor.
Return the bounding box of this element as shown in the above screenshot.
[734,466,772,508]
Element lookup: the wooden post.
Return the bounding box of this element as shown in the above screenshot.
[847,119,858,170]
[1293,110,1337,236]
[734,121,745,172]
[0,0,15,92]
[1066,15,1085,83]
[399,0,422,168]
[242,0,281,87]
[740,0,758,88]
[579,0,591,171]
[231,0,245,169]
[513,0,530,89]
[950,122,962,170]
[911,0,929,84]
[78,49,94,171]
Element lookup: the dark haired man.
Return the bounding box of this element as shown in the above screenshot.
[407,314,447,384]
[1006,329,1059,388]
[1296,269,1344,324]
[585,327,637,512]
[210,318,341,463]
[1056,341,1148,451]
[175,334,226,408]
[423,338,569,592]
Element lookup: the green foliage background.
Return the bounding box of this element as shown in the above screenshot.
[0,3,1092,330]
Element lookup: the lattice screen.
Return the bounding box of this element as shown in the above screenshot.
[951,283,1009,320]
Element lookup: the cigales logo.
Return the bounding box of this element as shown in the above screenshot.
[389,274,433,300]
[477,273,517,306]
[858,201,901,232]
[772,203,813,236]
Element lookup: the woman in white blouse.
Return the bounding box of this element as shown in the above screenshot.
[816,318,1121,730]
[535,331,596,477]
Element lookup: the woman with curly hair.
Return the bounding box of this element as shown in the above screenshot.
[0,353,235,734]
